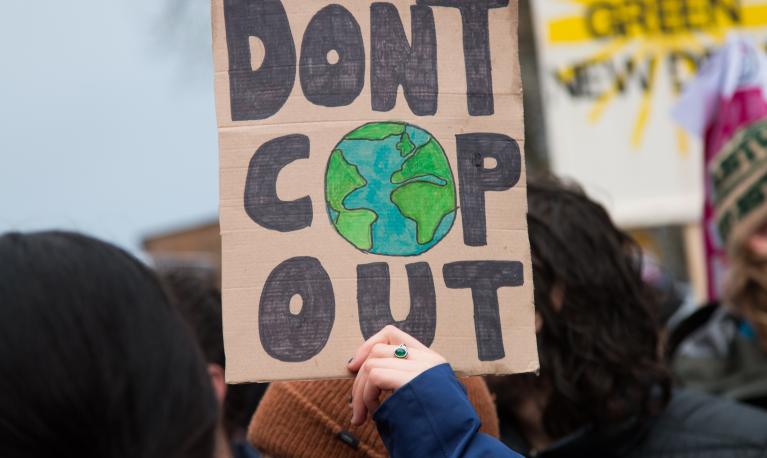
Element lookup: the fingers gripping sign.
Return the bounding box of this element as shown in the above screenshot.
[348,325,427,369]
[347,325,447,425]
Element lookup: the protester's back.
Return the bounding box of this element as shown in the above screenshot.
[0,231,218,458]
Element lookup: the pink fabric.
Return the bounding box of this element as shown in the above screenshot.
[673,36,767,301]
[703,88,767,298]
[704,88,767,162]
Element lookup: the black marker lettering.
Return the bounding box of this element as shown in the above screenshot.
[260,257,335,362]
[244,134,312,232]
[300,4,365,107]
[417,0,508,115]
[443,261,523,361]
[371,3,438,115]
[456,133,521,246]
[224,0,296,120]
[357,262,437,345]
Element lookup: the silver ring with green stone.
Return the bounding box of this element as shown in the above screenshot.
[394,344,408,359]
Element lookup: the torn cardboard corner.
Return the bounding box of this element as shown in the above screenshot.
[212,0,538,383]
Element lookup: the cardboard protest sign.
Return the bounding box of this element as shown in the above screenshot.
[530,0,767,228]
[213,0,537,382]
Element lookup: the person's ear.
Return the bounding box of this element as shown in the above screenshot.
[208,363,227,406]
[747,224,767,258]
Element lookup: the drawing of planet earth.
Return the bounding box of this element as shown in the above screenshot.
[324,121,456,256]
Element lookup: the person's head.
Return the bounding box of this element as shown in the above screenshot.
[249,376,499,457]
[162,269,267,441]
[0,231,217,458]
[164,270,228,403]
[489,177,670,439]
[710,118,767,349]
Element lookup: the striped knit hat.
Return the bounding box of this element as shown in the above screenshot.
[248,376,499,457]
[711,118,767,255]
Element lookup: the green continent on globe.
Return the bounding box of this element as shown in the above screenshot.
[396,132,415,157]
[391,138,456,245]
[325,149,377,251]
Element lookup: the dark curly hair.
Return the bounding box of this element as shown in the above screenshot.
[490,177,670,440]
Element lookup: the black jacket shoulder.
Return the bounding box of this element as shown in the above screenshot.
[637,390,767,457]
[500,389,767,457]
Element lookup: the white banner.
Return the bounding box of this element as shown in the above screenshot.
[530,0,767,227]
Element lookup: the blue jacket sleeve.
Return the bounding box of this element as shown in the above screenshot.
[373,363,524,458]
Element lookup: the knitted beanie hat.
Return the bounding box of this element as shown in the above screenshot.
[248,376,499,457]
[711,118,767,255]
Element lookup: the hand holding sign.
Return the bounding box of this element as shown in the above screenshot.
[348,325,446,425]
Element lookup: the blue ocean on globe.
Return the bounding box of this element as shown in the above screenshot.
[325,123,456,256]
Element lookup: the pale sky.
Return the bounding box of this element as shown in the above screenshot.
[0,0,218,254]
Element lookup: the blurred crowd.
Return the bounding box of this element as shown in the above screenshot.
[2,163,767,457]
